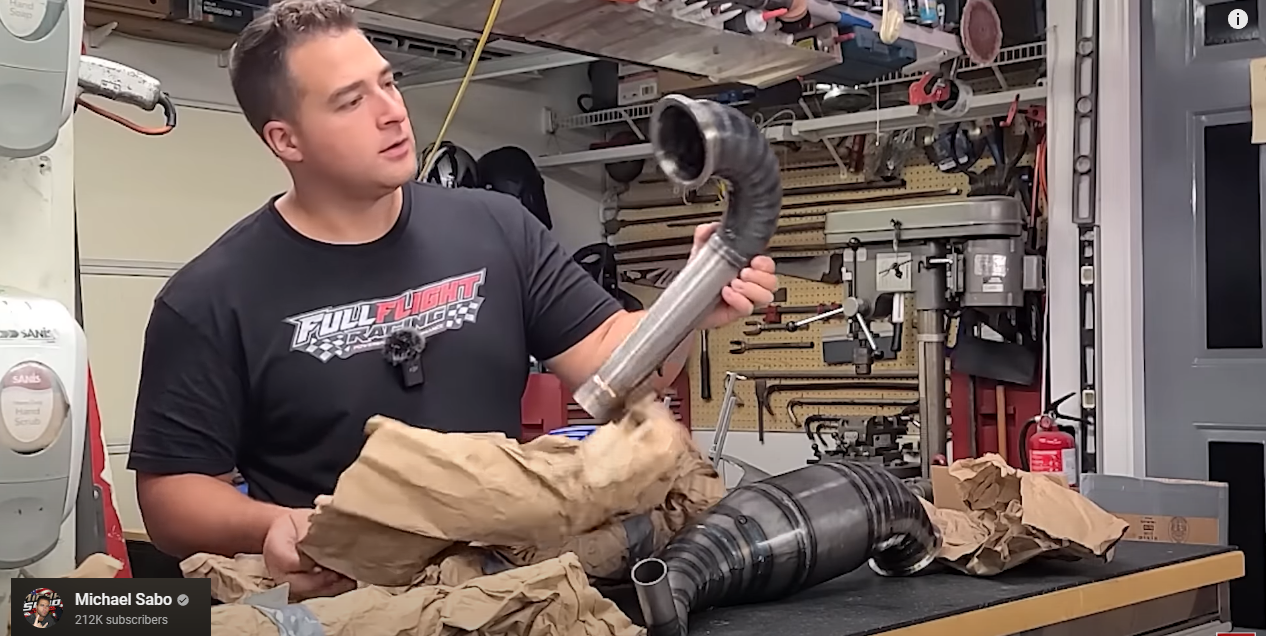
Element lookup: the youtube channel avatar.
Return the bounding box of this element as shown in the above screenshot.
[22,588,62,628]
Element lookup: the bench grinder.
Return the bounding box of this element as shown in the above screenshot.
[822,196,1042,477]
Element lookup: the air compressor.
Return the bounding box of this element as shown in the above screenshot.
[1018,392,1082,488]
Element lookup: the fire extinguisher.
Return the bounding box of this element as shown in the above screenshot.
[1019,392,1083,488]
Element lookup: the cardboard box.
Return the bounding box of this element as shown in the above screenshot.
[1079,474,1227,546]
[616,68,725,107]
[87,0,177,20]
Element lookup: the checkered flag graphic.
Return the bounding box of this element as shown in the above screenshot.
[444,298,483,329]
[302,335,349,362]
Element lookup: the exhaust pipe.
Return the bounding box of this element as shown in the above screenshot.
[631,462,941,636]
[574,94,783,423]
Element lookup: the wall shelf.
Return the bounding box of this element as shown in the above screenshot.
[352,0,845,87]
[548,41,1047,134]
[537,85,1047,169]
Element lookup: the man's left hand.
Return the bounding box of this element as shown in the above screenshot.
[691,223,779,330]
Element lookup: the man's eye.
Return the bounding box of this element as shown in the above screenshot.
[342,96,363,109]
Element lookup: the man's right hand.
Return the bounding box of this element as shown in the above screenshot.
[262,508,355,601]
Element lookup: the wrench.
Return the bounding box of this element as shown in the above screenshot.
[743,320,788,336]
[729,340,816,354]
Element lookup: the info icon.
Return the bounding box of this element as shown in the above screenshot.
[21,587,63,628]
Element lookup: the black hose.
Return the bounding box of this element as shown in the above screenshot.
[650,95,783,264]
[632,462,941,636]
[573,95,783,422]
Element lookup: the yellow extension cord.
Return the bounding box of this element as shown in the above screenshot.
[419,0,505,172]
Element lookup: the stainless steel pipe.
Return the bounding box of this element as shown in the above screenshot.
[574,94,783,422]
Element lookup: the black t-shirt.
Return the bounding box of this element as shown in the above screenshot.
[28,613,55,626]
[126,183,622,509]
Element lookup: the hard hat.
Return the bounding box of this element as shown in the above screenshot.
[417,141,480,188]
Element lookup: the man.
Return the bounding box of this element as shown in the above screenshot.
[127,0,777,601]
[28,596,55,628]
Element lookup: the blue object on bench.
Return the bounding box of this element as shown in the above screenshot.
[547,425,599,441]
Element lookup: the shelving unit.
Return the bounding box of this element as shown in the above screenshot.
[545,41,1046,136]
[353,0,848,87]
[537,85,1046,168]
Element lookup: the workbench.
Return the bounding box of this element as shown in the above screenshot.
[686,542,1244,636]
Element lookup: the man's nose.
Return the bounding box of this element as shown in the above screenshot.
[377,92,408,127]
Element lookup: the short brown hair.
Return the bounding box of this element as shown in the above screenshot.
[228,0,358,135]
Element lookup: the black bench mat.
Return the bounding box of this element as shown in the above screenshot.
[685,541,1233,635]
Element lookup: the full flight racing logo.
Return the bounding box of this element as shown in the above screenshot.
[286,270,486,362]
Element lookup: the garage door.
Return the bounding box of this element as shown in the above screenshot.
[74,100,288,533]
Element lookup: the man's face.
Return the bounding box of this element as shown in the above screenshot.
[272,29,417,193]
[36,600,48,616]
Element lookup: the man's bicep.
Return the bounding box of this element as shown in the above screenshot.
[127,298,246,477]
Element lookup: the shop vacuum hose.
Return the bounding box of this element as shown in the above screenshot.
[573,94,783,423]
[632,461,942,636]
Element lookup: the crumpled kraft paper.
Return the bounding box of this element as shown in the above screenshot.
[498,440,724,580]
[4,554,123,636]
[181,553,274,603]
[299,398,703,586]
[921,455,1129,576]
[210,553,642,636]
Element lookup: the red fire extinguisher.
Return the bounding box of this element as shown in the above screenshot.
[1019,393,1082,488]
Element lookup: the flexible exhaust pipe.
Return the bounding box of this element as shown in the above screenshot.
[631,461,941,636]
[574,94,782,423]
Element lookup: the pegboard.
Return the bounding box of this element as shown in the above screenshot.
[612,142,1028,436]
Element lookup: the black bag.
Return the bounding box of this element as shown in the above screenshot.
[477,146,552,229]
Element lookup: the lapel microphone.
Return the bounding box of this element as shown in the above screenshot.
[383,328,426,388]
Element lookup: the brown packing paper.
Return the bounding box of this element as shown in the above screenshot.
[498,440,724,579]
[179,553,274,604]
[923,455,1129,576]
[300,398,702,586]
[210,553,643,636]
[184,422,723,600]
[5,554,123,636]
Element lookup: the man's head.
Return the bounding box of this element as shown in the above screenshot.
[35,597,50,616]
[229,0,416,196]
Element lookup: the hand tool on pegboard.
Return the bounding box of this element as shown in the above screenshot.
[662,188,961,229]
[615,221,825,253]
[743,310,844,335]
[728,340,816,354]
[756,302,844,325]
[699,330,712,401]
[616,179,902,212]
[773,254,845,285]
[754,379,920,440]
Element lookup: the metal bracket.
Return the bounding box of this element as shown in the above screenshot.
[1073,0,1100,473]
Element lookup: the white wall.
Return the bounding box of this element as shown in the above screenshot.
[89,35,604,251]
[79,35,602,533]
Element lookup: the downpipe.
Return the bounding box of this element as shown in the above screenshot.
[573,94,783,422]
[631,461,941,636]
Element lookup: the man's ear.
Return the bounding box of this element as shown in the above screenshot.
[263,120,302,162]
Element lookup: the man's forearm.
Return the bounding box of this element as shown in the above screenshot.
[136,473,288,558]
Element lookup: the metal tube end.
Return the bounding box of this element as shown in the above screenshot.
[632,558,686,636]
[650,94,717,191]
